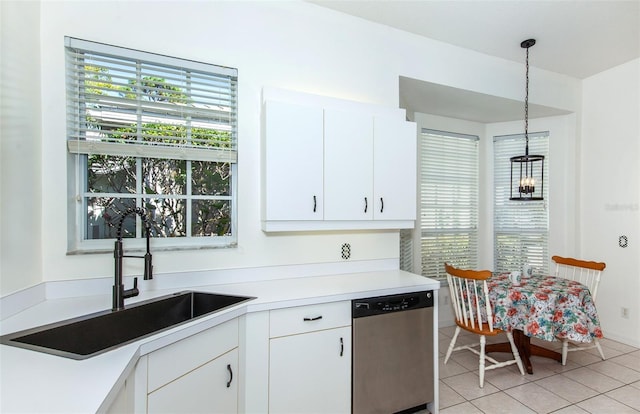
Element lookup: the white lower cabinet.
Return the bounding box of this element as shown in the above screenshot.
[144,318,240,414]
[106,369,136,414]
[112,303,355,413]
[147,348,238,414]
[268,302,351,414]
[269,327,351,413]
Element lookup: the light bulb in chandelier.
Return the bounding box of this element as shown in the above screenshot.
[519,177,536,194]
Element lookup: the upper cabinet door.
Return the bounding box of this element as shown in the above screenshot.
[263,100,324,221]
[373,116,417,220]
[324,109,374,221]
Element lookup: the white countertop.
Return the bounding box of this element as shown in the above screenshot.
[0,270,439,413]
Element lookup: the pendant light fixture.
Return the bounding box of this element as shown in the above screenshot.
[510,38,544,201]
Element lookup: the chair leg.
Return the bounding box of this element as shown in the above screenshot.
[506,331,525,375]
[444,326,460,364]
[595,338,606,360]
[479,335,486,388]
[562,339,569,366]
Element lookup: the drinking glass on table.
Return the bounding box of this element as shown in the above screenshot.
[509,271,522,285]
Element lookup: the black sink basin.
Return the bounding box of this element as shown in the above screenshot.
[0,291,254,360]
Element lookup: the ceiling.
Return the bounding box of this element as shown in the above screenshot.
[309,0,640,123]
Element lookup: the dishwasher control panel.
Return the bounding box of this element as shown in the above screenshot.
[352,290,433,318]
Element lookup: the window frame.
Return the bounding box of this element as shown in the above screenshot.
[65,37,238,253]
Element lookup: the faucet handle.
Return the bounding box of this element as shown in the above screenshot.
[144,253,153,280]
[122,277,140,300]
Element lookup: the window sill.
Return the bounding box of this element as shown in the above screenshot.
[67,242,237,256]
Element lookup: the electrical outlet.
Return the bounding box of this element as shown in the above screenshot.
[621,307,629,319]
[341,243,351,260]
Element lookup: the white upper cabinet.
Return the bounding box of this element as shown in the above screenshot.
[261,88,416,232]
[373,115,417,221]
[324,108,374,221]
[262,100,324,222]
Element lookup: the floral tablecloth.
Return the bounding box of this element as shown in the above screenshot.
[487,273,603,343]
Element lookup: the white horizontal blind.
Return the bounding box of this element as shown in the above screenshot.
[399,229,414,273]
[420,130,479,279]
[65,37,237,162]
[494,132,549,274]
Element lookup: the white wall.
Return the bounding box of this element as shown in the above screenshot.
[0,1,42,294]
[581,59,640,346]
[1,1,581,297]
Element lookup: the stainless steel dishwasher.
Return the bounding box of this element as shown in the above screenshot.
[352,290,434,414]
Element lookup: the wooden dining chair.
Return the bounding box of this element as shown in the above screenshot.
[552,255,607,365]
[443,263,525,387]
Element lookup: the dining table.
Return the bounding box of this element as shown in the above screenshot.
[484,272,603,374]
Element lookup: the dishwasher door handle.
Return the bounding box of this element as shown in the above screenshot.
[303,315,323,321]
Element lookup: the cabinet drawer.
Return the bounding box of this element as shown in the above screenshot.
[270,301,351,338]
[147,318,239,393]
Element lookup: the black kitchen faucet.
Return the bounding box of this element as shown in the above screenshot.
[113,207,153,311]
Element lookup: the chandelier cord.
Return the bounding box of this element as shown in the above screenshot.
[524,44,530,156]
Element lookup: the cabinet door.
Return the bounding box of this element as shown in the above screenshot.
[324,109,374,220]
[373,116,417,220]
[148,348,238,414]
[269,327,351,414]
[147,318,238,392]
[263,100,324,221]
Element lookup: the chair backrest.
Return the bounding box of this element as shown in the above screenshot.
[444,263,494,334]
[552,255,606,302]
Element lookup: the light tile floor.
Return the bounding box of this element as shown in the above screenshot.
[437,326,640,414]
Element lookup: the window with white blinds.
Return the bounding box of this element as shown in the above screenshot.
[65,37,238,251]
[66,37,237,162]
[419,130,479,279]
[493,132,549,274]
